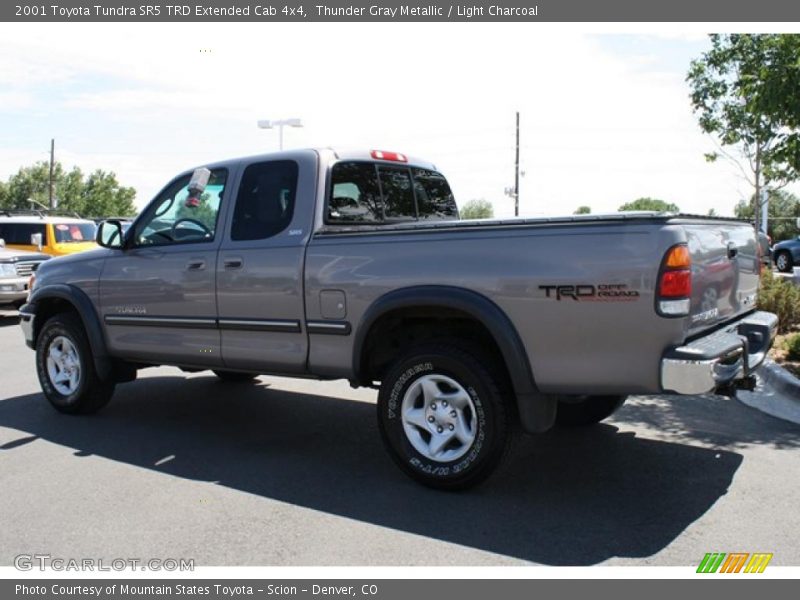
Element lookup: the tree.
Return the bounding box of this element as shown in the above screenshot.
[708,208,718,216]
[735,190,800,242]
[618,197,680,212]
[0,161,136,217]
[687,34,800,232]
[460,198,494,219]
[574,206,591,215]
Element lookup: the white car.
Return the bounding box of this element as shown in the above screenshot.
[0,240,49,309]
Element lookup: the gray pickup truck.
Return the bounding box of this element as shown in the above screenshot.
[19,148,777,489]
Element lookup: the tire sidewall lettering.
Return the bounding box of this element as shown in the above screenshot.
[384,359,489,479]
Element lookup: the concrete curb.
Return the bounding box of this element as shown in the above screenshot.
[737,360,800,425]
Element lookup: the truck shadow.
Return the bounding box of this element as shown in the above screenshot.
[614,391,800,449]
[0,377,744,566]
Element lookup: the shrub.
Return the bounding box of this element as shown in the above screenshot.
[786,334,800,361]
[757,270,800,333]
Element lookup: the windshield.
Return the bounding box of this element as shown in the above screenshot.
[53,222,97,243]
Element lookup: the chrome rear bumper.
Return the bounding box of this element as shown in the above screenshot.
[661,311,778,395]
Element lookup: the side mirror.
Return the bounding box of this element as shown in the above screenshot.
[30,233,43,251]
[0,238,5,248]
[96,220,124,249]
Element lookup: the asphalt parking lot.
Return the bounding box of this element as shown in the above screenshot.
[1,311,799,567]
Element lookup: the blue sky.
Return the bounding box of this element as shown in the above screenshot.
[0,24,784,217]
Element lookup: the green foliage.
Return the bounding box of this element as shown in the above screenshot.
[687,34,800,187]
[786,333,800,361]
[708,208,718,216]
[735,189,800,242]
[757,270,800,333]
[574,205,591,215]
[459,198,494,219]
[0,161,136,218]
[618,197,680,213]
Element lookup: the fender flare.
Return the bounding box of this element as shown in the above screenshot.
[28,284,113,380]
[352,285,556,433]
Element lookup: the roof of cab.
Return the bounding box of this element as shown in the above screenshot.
[198,148,439,173]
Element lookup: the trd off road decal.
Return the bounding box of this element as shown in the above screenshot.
[539,283,640,302]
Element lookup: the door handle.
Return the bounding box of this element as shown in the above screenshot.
[223,257,243,269]
[186,259,206,271]
[727,242,738,259]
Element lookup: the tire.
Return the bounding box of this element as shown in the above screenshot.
[776,251,793,273]
[35,313,115,415]
[555,395,627,427]
[212,370,259,382]
[377,342,514,490]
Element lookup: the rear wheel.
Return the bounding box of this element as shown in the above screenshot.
[377,342,514,490]
[213,370,259,382]
[35,313,115,414]
[776,251,793,273]
[555,395,627,427]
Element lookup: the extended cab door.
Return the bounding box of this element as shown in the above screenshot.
[216,152,316,373]
[99,168,231,366]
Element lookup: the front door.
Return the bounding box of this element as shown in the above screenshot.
[100,168,230,366]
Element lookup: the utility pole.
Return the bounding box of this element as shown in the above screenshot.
[514,111,520,217]
[48,138,55,209]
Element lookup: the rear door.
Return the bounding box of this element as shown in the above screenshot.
[216,153,316,373]
[685,221,760,335]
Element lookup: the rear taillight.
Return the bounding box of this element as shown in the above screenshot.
[657,243,691,316]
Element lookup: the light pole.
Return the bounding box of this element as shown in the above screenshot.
[257,118,303,150]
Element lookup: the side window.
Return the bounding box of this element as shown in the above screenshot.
[413,169,458,220]
[378,167,416,221]
[230,161,298,241]
[329,162,382,223]
[133,169,227,246]
[0,223,46,245]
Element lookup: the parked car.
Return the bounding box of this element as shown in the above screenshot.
[0,211,97,257]
[771,236,800,272]
[0,240,49,309]
[18,149,777,489]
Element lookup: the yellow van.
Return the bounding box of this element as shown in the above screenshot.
[0,213,97,256]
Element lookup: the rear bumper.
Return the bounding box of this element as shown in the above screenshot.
[661,311,778,395]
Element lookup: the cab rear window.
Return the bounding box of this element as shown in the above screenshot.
[328,162,457,224]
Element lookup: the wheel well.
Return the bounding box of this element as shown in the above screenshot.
[33,297,79,345]
[359,306,510,386]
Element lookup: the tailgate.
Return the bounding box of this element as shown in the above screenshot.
[685,221,760,335]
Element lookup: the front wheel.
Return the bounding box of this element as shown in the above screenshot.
[377,343,514,490]
[555,395,627,427]
[35,313,115,415]
[776,251,793,273]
